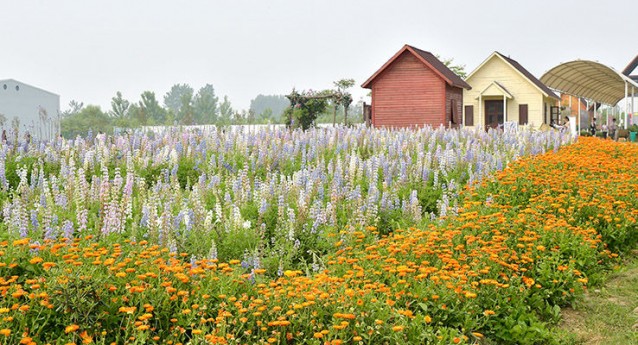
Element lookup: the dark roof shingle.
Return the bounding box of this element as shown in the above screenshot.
[495,52,560,100]
[362,44,471,90]
[407,45,472,90]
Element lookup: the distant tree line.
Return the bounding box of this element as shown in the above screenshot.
[60,82,364,138]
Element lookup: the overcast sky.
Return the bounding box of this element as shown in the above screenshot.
[1,0,637,113]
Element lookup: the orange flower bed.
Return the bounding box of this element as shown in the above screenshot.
[1,138,637,344]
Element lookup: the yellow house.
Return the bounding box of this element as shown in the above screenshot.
[463,52,560,128]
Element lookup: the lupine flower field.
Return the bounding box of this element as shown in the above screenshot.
[0,126,637,344]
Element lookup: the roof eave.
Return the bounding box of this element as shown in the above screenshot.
[362,45,471,90]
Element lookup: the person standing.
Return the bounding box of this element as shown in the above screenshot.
[609,118,618,141]
[589,117,597,136]
[559,116,570,133]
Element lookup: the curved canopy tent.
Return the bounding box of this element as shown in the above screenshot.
[541,60,638,105]
[541,60,638,129]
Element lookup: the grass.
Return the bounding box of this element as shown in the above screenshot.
[558,250,638,344]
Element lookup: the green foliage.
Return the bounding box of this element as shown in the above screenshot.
[437,54,467,79]
[61,105,112,138]
[61,100,84,118]
[174,156,200,189]
[109,91,130,119]
[284,89,329,130]
[139,91,167,125]
[2,156,61,191]
[218,95,233,124]
[178,91,195,125]
[249,94,289,122]
[163,83,194,116]
[193,84,219,124]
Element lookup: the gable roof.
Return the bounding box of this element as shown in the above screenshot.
[622,55,638,76]
[0,79,59,97]
[623,55,638,83]
[478,81,513,99]
[361,44,471,90]
[466,52,560,100]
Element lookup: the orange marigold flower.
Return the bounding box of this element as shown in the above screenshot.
[464,291,477,298]
[13,238,29,246]
[0,329,11,336]
[80,330,93,344]
[29,257,44,265]
[42,262,57,270]
[65,324,80,333]
[119,306,137,314]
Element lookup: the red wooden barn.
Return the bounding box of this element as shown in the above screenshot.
[362,45,471,128]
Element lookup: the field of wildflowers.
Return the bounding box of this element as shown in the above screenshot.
[0,126,567,272]
[1,127,636,344]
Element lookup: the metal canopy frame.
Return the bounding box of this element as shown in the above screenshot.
[541,60,638,105]
[541,60,638,128]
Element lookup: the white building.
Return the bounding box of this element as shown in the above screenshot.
[0,79,60,141]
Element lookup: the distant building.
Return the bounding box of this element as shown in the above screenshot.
[361,45,471,128]
[0,79,60,141]
[463,52,560,128]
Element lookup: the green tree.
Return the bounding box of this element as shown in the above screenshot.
[61,100,84,118]
[259,108,274,123]
[139,91,166,124]
[249,95,290,122]
[437,55,467,79]
[109,91,130,119]
[60,105,111,138]
[163,84,194,115]
[193,84,218,124]
[219,96,233,124]
[179,91,195,125]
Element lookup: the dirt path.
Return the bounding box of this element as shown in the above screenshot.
[559,252,638,344]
